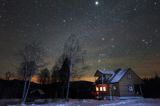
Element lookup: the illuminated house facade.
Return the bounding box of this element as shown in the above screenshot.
[94,68,143,99]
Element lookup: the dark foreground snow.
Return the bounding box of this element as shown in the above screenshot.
[3,98,160,106]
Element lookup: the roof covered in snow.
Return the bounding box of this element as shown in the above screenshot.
[94,69,115,76]
[95,68,129,83]
[110,69,127,83]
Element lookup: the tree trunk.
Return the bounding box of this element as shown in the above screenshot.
[22,79,27,103]
[22,65,28,104]
[66,62,72,101]
[22,76,32,104]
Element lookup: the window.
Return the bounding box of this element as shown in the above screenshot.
[103,86,106,91]
[96,84,108,92]
[96,87,99,91]
[100,87,103,91]
[128,85,134,92]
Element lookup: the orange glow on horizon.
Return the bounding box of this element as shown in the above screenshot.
[78,76,95,82]
[31,75,95,83]
[31,75,39,83]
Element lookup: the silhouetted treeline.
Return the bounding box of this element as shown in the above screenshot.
[1,76,160,99]
[0,79,94,100]
[142,76,160,98]
[0,79,39,99]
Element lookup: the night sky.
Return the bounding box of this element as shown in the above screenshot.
[0,0,160,81]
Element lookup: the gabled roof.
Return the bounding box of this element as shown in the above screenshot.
[94,68,131,83]
[94,69,116,82]
[94,69,115,77]
[110,69,127,83]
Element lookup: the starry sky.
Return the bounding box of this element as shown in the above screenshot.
[0,0,160,81]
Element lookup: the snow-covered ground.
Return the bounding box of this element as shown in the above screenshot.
[3,98,160,106]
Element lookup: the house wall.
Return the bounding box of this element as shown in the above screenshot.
[119,70,143,96]
[111,83,120,96]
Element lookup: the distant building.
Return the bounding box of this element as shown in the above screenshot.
[94,68,143,99]
[29,89,46,100]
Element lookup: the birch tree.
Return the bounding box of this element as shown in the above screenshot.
[18,41,45,104]
[62,34,85,100]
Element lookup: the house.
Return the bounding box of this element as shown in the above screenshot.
[94,68,143,99]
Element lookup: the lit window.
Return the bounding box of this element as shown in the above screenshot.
[96,87,99,91]
[103,86,106,91]
[100,87,103,91]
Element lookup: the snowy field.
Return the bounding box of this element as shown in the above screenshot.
[1,98,160,106]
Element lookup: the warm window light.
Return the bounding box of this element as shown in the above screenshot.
[103,86,106,91]
[100,87,103,91]
[96,87,99,91]
[96,84,108,92]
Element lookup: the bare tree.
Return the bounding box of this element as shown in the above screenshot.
[5,71,14,80]
[18,41,45,104]
[62,34,85,100]
[51,54,69,83]
[38,68,50,84]
[51,64,60,83]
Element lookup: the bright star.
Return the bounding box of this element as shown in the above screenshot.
[101,37,105,41]
[95,1,99,6]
